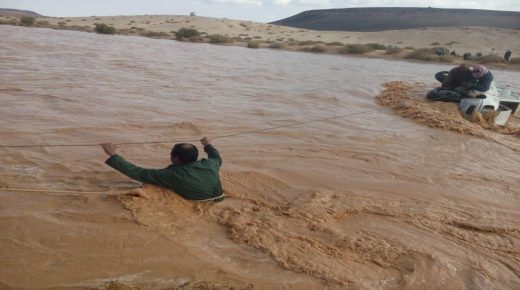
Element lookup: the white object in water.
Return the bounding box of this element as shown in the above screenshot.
[459,82,520,126]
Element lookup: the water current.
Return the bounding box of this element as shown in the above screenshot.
[1,25,519,290]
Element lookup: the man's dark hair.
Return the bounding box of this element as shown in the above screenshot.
[171,143,198,164]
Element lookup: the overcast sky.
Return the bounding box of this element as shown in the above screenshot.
[2,0,519,22]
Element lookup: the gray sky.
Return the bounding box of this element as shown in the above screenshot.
[2,0,519,22]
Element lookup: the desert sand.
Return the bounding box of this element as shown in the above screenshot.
[1,13,520,64]
[1,20,519,290]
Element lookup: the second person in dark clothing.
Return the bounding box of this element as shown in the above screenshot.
[504,49,512,63]
[468,64,493,93]
[441,63,473,90]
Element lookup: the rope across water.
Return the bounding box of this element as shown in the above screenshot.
[0,108,379,148]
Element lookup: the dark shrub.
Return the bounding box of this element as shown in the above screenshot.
[366,43,387,50]
[209,34,233,44]
[432,46,450,55]
[142,30,170,38]
[175,28,200,39]
[269,42,285,49]
[406,48,438,61]
[94,23,116,34]
[340,44,374,54]
[305,45,327,53]
[297,40,319,46]
[247,42,260,48]
[36,20,50,26]
[20,16,35,26]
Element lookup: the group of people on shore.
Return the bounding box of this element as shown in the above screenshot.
[462,49,512,63]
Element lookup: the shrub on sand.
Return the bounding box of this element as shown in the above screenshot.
[141,30,170,38]
[269,42,285,49]
[35,20,50,26]
[20,16,35,26]
[209,34,233,44]
[297,40,319,46]
[407,47,454,61]
[4,18,18,25]
[366,43,387,50]
[66,25,91,32]
[406,48,438,61]
[247,42,260,48]
[339,44,374,54]
[175,28,200,39]
[94,23,116,34]
[385,46,404,54]
[305,45,327,53]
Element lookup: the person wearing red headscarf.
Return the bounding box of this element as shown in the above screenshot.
[468,64,493,92]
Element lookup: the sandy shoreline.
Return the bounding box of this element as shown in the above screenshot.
[1,13,520,71]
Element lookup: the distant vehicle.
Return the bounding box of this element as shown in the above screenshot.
[190,12,196,16]
[427,71,520,125]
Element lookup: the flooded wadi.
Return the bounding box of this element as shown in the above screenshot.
[1,25,519,289]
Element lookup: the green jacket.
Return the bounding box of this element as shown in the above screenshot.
[106,144,223,200]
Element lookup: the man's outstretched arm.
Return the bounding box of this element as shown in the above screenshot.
[101,143,169,185]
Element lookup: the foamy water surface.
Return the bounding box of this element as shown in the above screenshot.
[1,25,519,289]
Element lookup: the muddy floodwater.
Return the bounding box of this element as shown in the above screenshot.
[1,25,519,290]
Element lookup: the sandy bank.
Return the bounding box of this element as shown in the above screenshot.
[1,13,520,70]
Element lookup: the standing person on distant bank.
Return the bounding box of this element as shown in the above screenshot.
[504,49,512,63]
[101,137,224,201]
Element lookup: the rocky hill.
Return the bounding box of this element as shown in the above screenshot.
[0,8,42,17]
[271,7,520,32]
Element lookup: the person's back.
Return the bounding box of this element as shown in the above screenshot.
[102,137,223,201]
[441,64,472,90]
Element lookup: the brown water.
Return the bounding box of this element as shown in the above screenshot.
[1,25,519,290]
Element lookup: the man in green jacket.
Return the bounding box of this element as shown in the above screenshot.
[101,137,223,201]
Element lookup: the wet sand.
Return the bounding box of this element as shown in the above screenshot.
[1,25,519,289]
